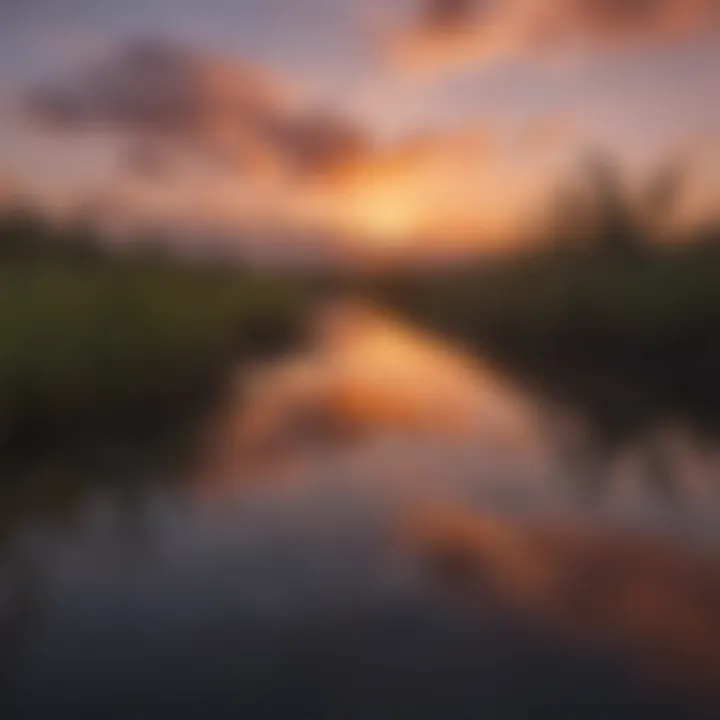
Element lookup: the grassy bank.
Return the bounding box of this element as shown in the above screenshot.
[0,212,309,455]
[380,233,720,438]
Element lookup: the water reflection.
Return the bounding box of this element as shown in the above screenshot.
[1,302,719,718]
[404,506,720,700]
[199,302,720,530]
[251,301,546,442]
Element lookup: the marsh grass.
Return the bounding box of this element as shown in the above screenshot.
[0,211,308,455]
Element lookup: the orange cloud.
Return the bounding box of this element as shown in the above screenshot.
[22,39,563,254]
[304,126,542,248]
[86,118,552,258]
[27,40,368,182]
[393,0,720,74]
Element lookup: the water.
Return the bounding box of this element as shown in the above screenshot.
[1,303,719,719]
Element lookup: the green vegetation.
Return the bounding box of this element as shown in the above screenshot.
[0,210,308,455]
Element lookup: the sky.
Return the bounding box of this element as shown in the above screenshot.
[1,0,719,260]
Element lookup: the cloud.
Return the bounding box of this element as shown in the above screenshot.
[27,39,369,182]
[394,0,720,74]
[309,122,562,247]
[20,39,569,249]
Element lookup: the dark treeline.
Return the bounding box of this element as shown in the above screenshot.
[377,158,720,440]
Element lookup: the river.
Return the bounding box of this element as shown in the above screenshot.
[1,302,719,719]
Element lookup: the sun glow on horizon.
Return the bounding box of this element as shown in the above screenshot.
[352,195,419,246]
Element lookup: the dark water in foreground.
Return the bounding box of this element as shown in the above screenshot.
[1,305,719,719]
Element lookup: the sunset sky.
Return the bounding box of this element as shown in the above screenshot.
[1,0,719,259]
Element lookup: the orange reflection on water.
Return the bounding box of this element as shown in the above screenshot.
[197,302,552,486]
[403,505,720,700]
[258,302,543,443]
[194,303,720,533]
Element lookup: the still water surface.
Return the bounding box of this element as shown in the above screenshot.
[2,304,719,718]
